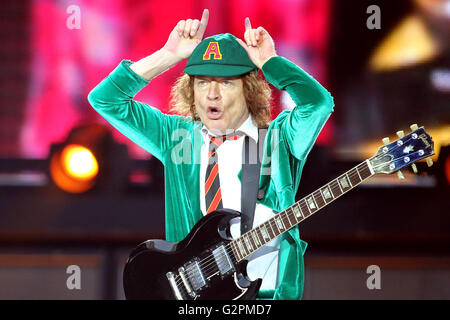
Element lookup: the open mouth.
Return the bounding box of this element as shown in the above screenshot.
[206,106,223,120]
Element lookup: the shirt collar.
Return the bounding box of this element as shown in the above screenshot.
[200,114,259,143]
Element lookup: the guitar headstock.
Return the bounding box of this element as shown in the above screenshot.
[369,124,435,175]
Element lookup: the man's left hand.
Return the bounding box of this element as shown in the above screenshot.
[236,17,277,69]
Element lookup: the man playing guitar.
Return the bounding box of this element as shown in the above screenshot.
[88,8,334,300]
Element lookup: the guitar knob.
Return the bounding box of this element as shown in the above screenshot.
[411,163,418,173]
[396,130,404,138]
[397,170,405,180]
[382,137,390,145]
[426,157,433,167]
[410,124,418,131]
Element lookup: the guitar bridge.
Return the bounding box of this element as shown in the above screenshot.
[166,259,206,300]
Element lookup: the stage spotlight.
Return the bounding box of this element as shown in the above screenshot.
[49,144,99,193]
[48,124,130,194]
[62,144,99,180]
[50,149,95,194]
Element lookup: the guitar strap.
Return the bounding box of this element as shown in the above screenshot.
[240,128,267,234]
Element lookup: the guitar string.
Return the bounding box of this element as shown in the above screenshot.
[173,155,407,289]
[173,140,424,287]
[227,143,426,265]
[177,159,375,283]
[173,149,410,287]
[173,161,371,286]
[226,143,424,264]
[177,161,369,282]
[173,152,403,286]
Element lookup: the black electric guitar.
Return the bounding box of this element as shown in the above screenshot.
[123,125,434,300]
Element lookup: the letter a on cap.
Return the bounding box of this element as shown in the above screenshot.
[203,42,222,60]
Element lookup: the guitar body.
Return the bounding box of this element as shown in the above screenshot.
[123,208,261,300]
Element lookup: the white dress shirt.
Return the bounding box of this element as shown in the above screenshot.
[199,115,280,290]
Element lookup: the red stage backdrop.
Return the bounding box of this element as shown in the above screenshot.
[21,0,332,159]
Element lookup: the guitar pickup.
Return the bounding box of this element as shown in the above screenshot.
[212,244,234,276]
[184,260,206,292]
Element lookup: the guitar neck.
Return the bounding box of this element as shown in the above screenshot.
[230,160,375,262]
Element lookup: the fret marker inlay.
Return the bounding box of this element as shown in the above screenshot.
[307,197,316,210]
[293,206,303,219]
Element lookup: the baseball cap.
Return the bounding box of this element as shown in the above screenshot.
[184,33,257,77]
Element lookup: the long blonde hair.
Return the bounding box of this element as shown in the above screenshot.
[169,71,273,128]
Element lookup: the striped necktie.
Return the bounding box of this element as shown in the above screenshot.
[205,133,243,214]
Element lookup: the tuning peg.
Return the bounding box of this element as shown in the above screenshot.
[411,163,418,173]
[397,170,405,180]
[396,130,405,138]
[410,124,418,131]
[382,137,390,145]
[426,157,433,167]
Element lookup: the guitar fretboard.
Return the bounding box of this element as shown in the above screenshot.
[230,160,374,262]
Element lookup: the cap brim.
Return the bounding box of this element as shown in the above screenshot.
[184,64,256,77]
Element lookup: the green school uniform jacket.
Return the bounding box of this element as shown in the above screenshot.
[88,56,334,300]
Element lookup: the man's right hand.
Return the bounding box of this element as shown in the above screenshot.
[162,9,209,61]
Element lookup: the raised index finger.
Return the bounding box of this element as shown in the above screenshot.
[245,17,252,31]
[195,9,209,39]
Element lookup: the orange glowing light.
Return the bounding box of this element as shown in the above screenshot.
[49,145,99,193]
[61,145,98,180]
